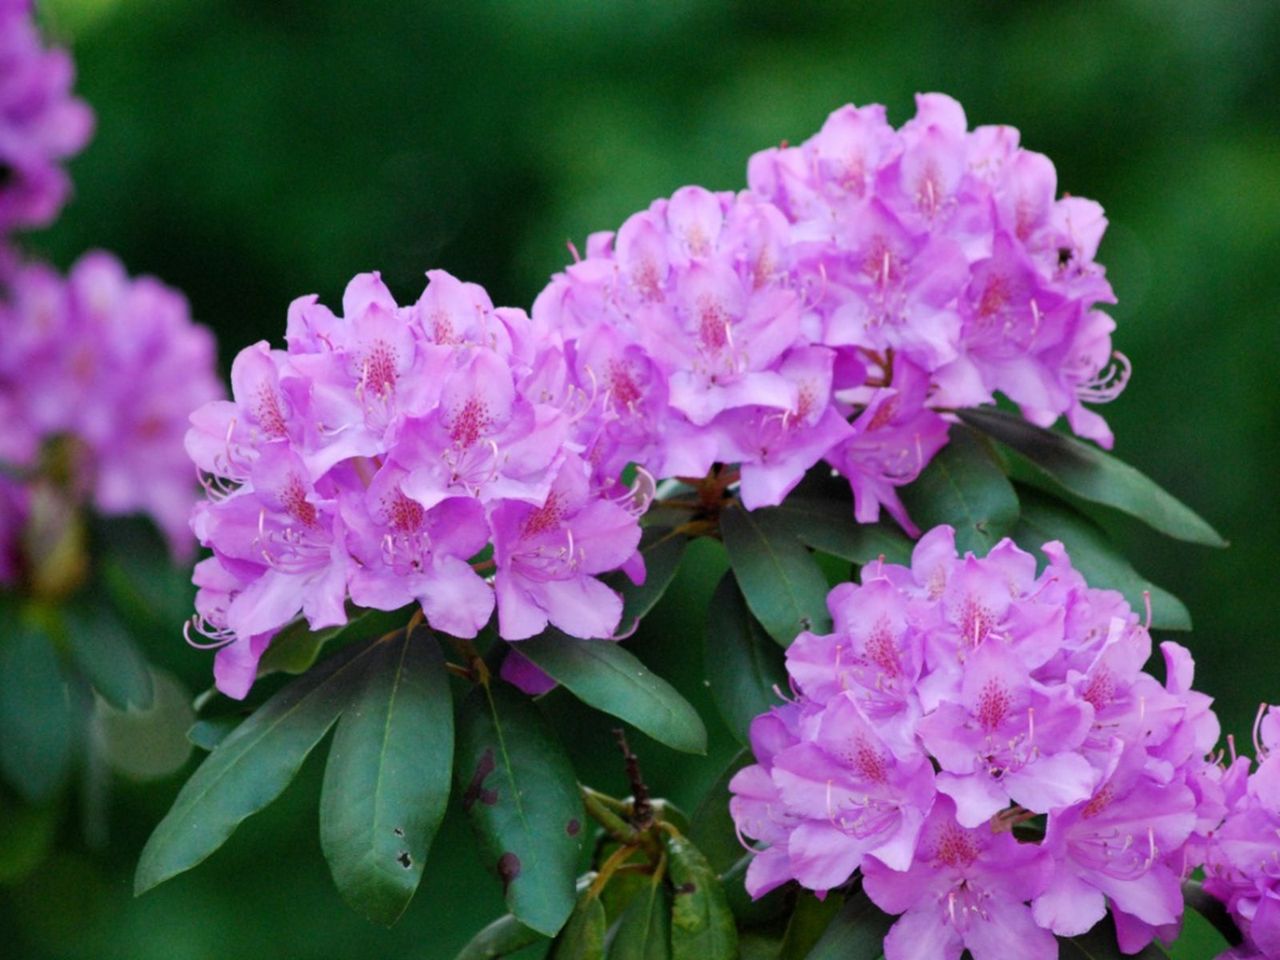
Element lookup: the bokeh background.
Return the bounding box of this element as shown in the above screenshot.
[6,0,1279,957]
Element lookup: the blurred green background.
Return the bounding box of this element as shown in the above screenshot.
[7,0,1279,956]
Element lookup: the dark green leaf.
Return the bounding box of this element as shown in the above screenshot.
[721,502,832,646]
[320,626,453,925]
[1061,915,1168,958]
[664,831,738,960]
[706,574,786,746]
[1180,879,1239,952]
[1013,488,1191,630]
[456,682,584,936]
[516,632,706,755]
[454,913,546,960]
[804,888,894,960]
[605,527,689,629]
[187,715,241,752]
[689,748,752,875]
[64,604,154,710]
[779,891,843,960]
[0,794,57,884]
[0,609,73,803]
[959,406,1226,548]
[765,497,912,567]
[257,605,413,679]
[609,877,671,960]
[548,888,606,960]
[134,640,371,895]
[899,425,1019,557]
[739,931,785,960]
[721,855,791,929]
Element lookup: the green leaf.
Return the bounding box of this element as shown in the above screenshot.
[63,603,154,711]
[1013,487,1192,630]
[664,831,738,960]
[605,527,689,629]
[0,609,73,803]
[134,640,371,895]
[689,749,752,875]
[721,502,832,646]
[0,795,58,885]
[1177,879,1238,956]
[959,406,1226,548]
[320,626,453,925]
[899,425,1019,557]
[779,891,843,960]
[765,496,912,567]
[454,913,545,960]
[721,855,790,929]
[548,887,607,960]
[516,631,706,755]
[456,682,584,936]
[706,574,786,746]
[1061,916,1168,958]
[804,888,894,960]
[609,876,671,960]
[93,668,194,781]
[257,605,413,679]
[187,715,241,752]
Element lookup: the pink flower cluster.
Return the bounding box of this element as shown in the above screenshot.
[0,0,93,238]
[186,271,647,699]
[730,528,1224,960]
[0,252,223,582]
[1203,708,1280,960]
[536,95,1124,532]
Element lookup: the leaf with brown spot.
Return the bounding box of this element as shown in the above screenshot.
[456,682,583,936]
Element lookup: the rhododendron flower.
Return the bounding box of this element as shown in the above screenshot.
[863,797,1056,960]
[0,252,223,560]
[730,527,1223,952]
[0,0,94,234]
[186,270,646,698]
[1203,707,1280,960]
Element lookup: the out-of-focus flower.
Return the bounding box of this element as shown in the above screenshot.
[0,0,94,235]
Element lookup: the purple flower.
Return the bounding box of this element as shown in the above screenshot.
[862,797,1056,960]
[0,1,94,233]
[186,270,645,698]
[0,252,223,556]
[730,527,1222,953]
[491,453,643,640]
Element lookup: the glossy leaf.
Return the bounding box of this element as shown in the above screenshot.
[64,603,154,711]
[664,831,738,960]
[608,877,671,960]
[804,888,894,960]
[688,748,752,875]
[764,496,912,567]
[899,425,1019,557]
[705,574,786,746]
[0,609,73,803]
[960,406,1226,547]
[778,891,843,960]
[547,888,606,960]
[320,627,453,925]
[187,715,241,752]
[134,641,371,895]
[720,502,832,646]
[454,913,545,960]
[456,682,584,936]
[257,606,413,679]
[605,527,689,628]
[1013,487,1191,630]
[517,631,706,755]
[1061,916,1168,959]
